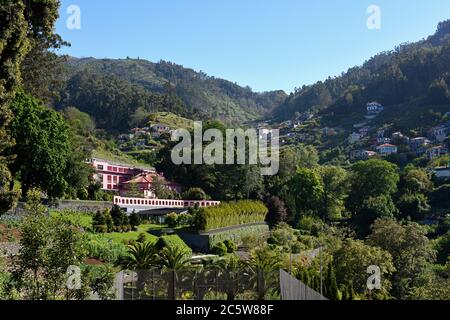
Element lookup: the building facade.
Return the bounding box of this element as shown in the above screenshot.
[89,158,154,191]
[376,144,398,155]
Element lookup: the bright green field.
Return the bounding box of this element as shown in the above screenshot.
[98,224,163,244]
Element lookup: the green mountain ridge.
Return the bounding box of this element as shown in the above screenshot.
[272,19,450,133]
[63,57,287,127]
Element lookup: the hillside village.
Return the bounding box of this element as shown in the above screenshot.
[259,102,450,181]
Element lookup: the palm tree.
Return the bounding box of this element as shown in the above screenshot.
[217,254,243,300]
[157,246,191,300]
[246,247,282,300]
[119,242,157,297]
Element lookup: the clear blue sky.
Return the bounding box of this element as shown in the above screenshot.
[56,0,450,93]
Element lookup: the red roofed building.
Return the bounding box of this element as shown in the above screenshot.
[119,172,182,198]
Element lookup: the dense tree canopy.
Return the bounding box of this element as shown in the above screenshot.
[288,168,324,225]
[8,92,70,198]
[347,159,400,236]
[367,218,436,299]
[0,0,61,212]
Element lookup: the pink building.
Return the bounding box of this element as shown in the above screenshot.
[89,158,154,191]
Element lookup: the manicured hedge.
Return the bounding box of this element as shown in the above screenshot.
[208,224,269,249]
[196,200,268,231]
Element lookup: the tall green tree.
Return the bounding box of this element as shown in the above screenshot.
[396,168,433,220]
[318,166,350,220]
[8,92,70,198]
[347,159,400,236]
[367,218,436,299]
[288,168,324,225]
[333,239,395,300]
[0,0,61,212]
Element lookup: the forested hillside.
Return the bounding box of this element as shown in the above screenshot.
[273,20,450,131]
[60,57,287,129]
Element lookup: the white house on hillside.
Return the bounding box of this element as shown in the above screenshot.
[376,144,398,155]
[367,102,384,115]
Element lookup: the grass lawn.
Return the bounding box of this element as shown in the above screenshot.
[96,224,174,244]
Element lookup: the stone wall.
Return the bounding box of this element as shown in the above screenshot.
[51,200,113,213]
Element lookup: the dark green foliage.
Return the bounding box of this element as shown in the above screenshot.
[93,209,114,233]
[347,159,400,236]
[0,0,62,212]
[435,232,450,265]
[177,213,192,226]
[110,205,126,227]
[288,168,324,224]
[396,192,430,220]
[58,71,185,132]
[137,233,147,243]
[129,212,142,229]
[0,163,19,214]
[367,218,436,299]
[431,185,450,208]
[265,196,288,227]
[165,212,179,228]
[63,58,287,126]
[8,92,70,198]
[93,210,106,226]
[93,206,131,233]
[211,242,228,256]
[297,216,325,236]
[182,187,209,200]
[223,239,237,253]
[325,260,340,300]
[156,120,266,201]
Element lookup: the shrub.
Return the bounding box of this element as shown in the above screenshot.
[165,213,179,228]
[94,225,108,234]
[223,239,237,253]
[155,235,192,256]
[129,212,142,229]
[269,223,296,246]
[93,211,106,226]
[177,213,192,226]
[77,188,89,200]
[86,235,128,263]
[297,216,325,236]
[211,242,228,256]
[182,188,209,200]
[137,233,147,243]
[290,241,305,254]
[110,205,127,227]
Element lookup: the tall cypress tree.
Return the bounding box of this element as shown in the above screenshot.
[326,260,340,300]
